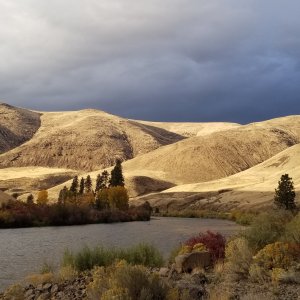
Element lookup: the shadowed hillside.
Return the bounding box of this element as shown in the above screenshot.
[0,107,184,171]
[133,120,240,137]
[0,103,41,154]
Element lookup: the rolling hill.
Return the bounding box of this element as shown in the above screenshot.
[0,103,40,154]
[136,143,300,211]
[121,116,300,185]
[0,107,184,171]
[134,120,240,137]
[46,116,300,204]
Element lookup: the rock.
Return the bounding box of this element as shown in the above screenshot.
[175,252,211,273]
[25,289,35,298]
[50,284,59,294]
[42,283,52,291]
[36,284,44,291]
[36,292,50,300]
[159,267,170,277]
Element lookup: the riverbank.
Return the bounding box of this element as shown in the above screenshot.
[2,261,300,299]
[156,209,256,225]
[0,218,241,291]
[0,199,151,229]
[1,209,300,299]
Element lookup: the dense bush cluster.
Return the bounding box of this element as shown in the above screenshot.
[224,210,300,284]
[0,199,152,228]
[184,231,226,264]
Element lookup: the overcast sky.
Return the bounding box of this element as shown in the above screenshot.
[1,0,300,123]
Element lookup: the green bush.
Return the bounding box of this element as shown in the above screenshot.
[242,210,293,251]
[62,243,164,271]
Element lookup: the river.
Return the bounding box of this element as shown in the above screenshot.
[0,217,241,291]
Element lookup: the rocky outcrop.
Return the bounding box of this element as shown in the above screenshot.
[175,252,211,273]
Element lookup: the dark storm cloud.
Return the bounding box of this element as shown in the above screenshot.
[1,0,300,123]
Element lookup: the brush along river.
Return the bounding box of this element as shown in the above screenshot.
[0,217,241,291]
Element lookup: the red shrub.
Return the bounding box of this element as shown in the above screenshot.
[184,231,226,263]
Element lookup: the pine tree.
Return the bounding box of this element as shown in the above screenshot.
[102,170,110,188]
[95,170,110,192]
[27,194,34,205]
[85,175,93,193]
[109,159,125,187]
[58,186,69,204]
[95,174,103,193]
[69,175,79,194]
[79,177,85,195]
[274,174,296,210]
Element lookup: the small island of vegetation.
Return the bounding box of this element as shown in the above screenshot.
[0,160,152,228]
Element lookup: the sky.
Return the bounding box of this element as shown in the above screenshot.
[1,0,300,123]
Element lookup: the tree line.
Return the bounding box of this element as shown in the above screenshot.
[57,159,128,211]
[0,160,152,228]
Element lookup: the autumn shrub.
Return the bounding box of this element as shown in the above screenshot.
[3,284,24,300]
[87,261,168,300]
[184,231,226,263]
[253,242,300,270]
[248,264,269,283]
[26,272,54,286]
[225,238,253,281]
[224,237,253,281]
[243,210,293,251]
[62,243,164,271]
[59,266,78,281]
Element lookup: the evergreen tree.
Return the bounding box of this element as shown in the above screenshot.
[102,170,110,188]
[85,175,93,193]
[274,174,296,210]
[69,175,79,194]
[109,159,124,187]
[95,174,103,193]
[27,194,34,205]
[95,170,110,192]
[58,186,69,204]
[79,177,85,195]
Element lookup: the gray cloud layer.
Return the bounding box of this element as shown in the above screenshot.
[1,0,300,123]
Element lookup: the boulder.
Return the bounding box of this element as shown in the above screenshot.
[159,267,170,277]
[175,252,211,273]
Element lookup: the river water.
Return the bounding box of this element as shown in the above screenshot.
[0,217,241,291]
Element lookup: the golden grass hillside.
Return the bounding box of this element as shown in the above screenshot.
[137,143,300,211]
[0,167,78,197]
[47,116,300,203]
[122,116,300,185]
[134,120,240,137]
[0,107,184,171]
[0,103,40,154]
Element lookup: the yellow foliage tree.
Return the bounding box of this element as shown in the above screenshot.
[36,190,49,205]
[108,187,129,211]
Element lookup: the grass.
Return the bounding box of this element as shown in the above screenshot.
[158,209,257,225]
[62,243,164,271]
